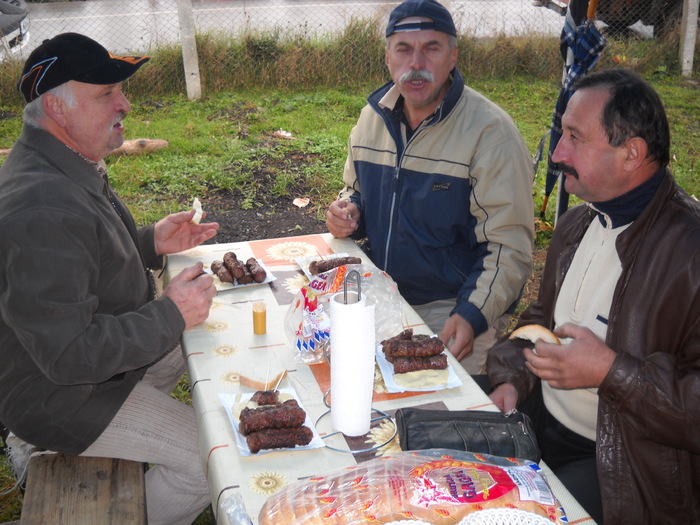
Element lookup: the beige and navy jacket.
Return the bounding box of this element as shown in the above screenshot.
[339,69,534,336]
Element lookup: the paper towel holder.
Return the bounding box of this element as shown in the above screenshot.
[343,269,361,304]
[316,269,397,453]
[317,384,396,454]
[316,406,396,454]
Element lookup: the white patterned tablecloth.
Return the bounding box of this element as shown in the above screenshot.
[164,233,596,525]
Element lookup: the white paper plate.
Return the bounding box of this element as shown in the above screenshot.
[219,388,325,456]
[375,345,463,393]
[458,508,554,525]
[294,253,351,280]
[205,259,276,292]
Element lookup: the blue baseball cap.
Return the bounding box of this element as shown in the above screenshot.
[386,0,457,38]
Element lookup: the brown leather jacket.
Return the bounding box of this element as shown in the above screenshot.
[488,171,700,524]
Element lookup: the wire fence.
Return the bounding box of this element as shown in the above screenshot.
[5,0,698,99]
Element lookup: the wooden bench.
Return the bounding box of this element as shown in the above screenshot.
[19,453,147,525]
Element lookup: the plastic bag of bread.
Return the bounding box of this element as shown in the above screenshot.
[258,449,568,525]
[285,264,403,364]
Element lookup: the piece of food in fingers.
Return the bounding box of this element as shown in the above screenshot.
[509,324,560,344]
[191,197,204,224]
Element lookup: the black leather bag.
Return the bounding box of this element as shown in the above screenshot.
[395,407,541,463]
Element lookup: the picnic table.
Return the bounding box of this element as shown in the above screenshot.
[164,232,597,524]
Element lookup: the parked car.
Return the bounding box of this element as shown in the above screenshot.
[534,0,683,37]
[0,0,30,61]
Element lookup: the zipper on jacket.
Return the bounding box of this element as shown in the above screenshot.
[383,166,400,268]
[378,98,441,272]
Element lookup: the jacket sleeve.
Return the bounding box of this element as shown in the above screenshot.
[337,127,366,239]
[486,209,570,404]
[599,343,700,454]
[597,240,700,453]
[452,129,535,336]
[138,223,165,270]
[0,206,185,385]
[487,299,547,405]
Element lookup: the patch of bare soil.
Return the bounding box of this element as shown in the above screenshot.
[200,151,328,244]
[202,187,327,244]
[195,100,330,244]
[202,152,546,314]
[198,123,546,308]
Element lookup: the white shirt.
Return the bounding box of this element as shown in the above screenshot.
[543,209,630,441]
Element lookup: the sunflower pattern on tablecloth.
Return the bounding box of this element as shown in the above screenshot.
[284,273,310,294]
[250,471,287,495]
[220,371,241,384]
[265,241,318,262]
[204,319,230,333]
[366,418,401,457]
[212,344,239,358]
[249,235,333,266]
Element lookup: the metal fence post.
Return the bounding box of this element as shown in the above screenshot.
[176,0,202,100]
[679,0,699,77]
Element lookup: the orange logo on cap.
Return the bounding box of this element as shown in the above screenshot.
[108,52,148,64]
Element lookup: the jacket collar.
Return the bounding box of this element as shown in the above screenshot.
[19,123,105,198]
[588,167,666,228]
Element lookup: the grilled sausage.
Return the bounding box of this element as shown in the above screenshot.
[392,354,448,374]
[239,399,306,435]
[223,251,245,279]
[246,257,267,283]
[308,256,361,275]
[245,426,313,454]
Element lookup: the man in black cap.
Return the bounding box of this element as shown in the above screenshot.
[326,0,534,374]
[0,33,217,524]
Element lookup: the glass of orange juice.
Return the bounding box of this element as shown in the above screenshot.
[252,300,266,335]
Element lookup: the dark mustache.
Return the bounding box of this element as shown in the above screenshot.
[555,162,579,179]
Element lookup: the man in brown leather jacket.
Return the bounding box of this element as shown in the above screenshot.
[486,68,700,524]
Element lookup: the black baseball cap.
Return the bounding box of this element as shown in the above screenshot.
[18,33,149,103]
[386,0,457,37]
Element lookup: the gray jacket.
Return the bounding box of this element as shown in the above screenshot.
[0,124,184,454]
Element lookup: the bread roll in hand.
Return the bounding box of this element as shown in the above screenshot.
[509,324,560,345]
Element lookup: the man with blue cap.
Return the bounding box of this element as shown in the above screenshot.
[326,0,534,374]
[0,33,217,524]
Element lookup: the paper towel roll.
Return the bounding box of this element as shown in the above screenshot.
[329,291,376,436]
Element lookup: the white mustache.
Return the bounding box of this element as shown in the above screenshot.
[399,69,434,84]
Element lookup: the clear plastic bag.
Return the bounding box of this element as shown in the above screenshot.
[258,449,569,524]
[284,264,404,364]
